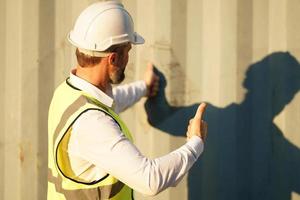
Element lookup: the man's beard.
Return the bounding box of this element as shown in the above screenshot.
[109,68,125,84]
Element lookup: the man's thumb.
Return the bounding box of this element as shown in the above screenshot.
[194,103,207,119]
[147,62,154,71]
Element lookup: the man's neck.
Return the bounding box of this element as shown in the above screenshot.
[73,66,111,94]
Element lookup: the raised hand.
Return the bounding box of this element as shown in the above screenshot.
[144,63,160,97]
[187,103,208,141]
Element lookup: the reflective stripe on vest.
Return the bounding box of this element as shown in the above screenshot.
[48,168,125,199]
[48,79,134,200]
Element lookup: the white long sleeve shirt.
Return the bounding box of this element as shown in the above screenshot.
[67,71,204,196]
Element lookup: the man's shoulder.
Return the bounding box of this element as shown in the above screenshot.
[73,109,123,137]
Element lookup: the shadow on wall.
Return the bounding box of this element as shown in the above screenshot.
[144,52,300,200]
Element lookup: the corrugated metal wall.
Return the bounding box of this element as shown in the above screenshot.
[1,0,300,200]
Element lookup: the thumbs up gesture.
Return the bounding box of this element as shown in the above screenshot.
[187,103,208,141]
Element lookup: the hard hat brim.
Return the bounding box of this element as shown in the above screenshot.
[132,32,145,45]
[68,31,145,50]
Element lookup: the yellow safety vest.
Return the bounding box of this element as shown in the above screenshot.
[48,79,134,200]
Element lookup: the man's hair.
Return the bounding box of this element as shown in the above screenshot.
[75,44,128,68]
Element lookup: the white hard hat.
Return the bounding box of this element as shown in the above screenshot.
[68,1,144,55]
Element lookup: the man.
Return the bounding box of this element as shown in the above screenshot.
[47,1,207,200]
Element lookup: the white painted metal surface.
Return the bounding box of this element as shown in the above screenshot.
[1,0,300,199]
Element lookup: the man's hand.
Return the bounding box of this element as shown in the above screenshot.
[144,63,160,97]
[187,103,208,141]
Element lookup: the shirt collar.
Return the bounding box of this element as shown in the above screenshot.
[69,69,114,108]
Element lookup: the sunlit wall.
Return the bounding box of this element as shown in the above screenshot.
[1,0,300,200]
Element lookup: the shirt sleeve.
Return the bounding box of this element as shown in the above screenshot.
[112,80,147,113]
[69,110,204,196]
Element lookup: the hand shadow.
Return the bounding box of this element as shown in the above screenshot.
[144,52,300,200]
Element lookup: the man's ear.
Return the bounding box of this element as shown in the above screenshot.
[108,52,118,66]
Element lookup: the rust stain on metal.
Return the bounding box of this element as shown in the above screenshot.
[19,144,25,164]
